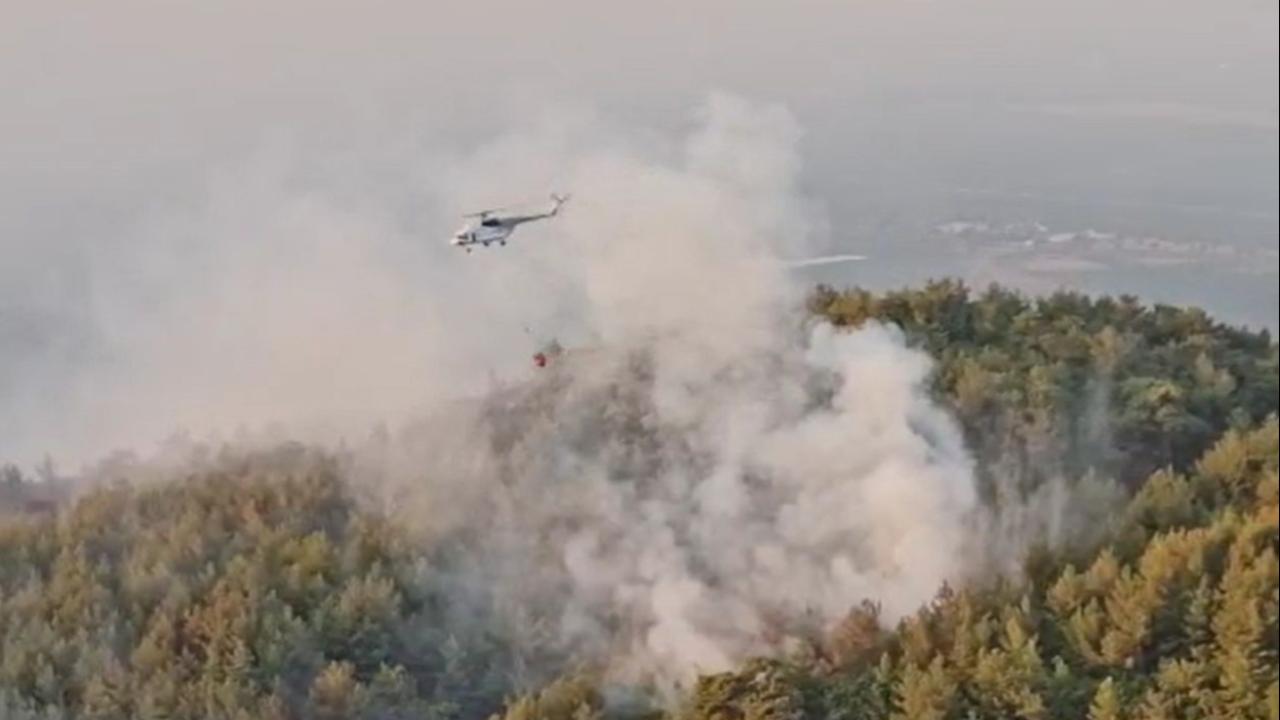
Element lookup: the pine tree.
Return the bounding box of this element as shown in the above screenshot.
[495,675,605,720]
[893,657,957,720]
[307,661,361,720]
[1207,534,1277,718]
[1088,678,1126,720]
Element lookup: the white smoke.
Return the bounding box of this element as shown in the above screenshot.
[8,94,987,688]
[342,95,982,687]
[355,320,980,690]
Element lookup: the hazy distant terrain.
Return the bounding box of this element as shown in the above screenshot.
[798,99,1278,330]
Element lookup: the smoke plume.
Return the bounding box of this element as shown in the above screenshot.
[9,94,990,689]
[356,319,980,688]
[342,95,983,687]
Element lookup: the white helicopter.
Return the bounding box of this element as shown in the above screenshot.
[450,193,570,252]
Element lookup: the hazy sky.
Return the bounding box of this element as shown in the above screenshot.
[5,0,1275,250]
[2,0,1277,466]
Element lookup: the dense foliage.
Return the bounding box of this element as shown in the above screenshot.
[1,283,1276,719]
[665,419,1278,720]
[810,281,1277,490]
[0,448,518,719]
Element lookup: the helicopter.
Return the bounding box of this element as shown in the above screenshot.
[450,193,569,252]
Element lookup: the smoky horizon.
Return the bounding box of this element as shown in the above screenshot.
[3,0,1277,468]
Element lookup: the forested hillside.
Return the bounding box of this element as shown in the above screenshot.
[810,281,1277,489]
[640,419,1278,720]
[1,283,1276,719]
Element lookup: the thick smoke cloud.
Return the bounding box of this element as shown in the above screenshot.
[357,320,980,688]
[5,94,820,469]
[333,96,984,687]
[7,93,995,688]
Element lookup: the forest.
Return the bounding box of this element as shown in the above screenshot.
[1,281,1277,719]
